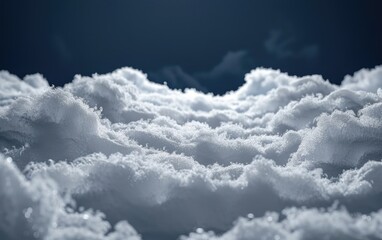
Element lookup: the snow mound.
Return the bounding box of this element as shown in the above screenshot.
[1,65,382,239]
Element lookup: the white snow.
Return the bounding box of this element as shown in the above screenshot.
[1,66,382,239]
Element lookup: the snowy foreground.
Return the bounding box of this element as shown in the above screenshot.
[1,66,382,240]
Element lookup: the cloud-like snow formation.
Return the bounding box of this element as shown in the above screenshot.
[1,65,382,240]
[0,155,140,240]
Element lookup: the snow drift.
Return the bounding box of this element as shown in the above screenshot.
[1,66,382,240]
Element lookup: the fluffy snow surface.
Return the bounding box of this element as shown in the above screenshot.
[1,66,382,240]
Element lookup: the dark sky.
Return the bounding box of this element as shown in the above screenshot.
[1,0,382,94]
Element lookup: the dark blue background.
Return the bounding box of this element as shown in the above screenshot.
[1,0,381,94]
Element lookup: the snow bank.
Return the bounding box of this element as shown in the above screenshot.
[1,66,382,239]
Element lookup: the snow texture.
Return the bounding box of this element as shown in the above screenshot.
[1,66,382,239]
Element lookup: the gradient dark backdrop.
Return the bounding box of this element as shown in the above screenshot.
[1,0,381,94]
